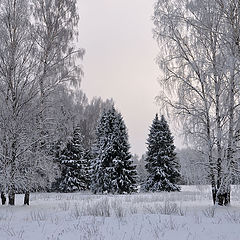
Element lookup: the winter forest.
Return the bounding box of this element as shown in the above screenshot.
[1,0,240,240]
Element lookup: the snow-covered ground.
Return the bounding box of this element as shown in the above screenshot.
[1,186,240,240]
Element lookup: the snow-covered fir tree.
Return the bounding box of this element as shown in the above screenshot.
[91,106,138,194]
[81,149,92,190]
[58,126,89,192]
[112,111,138,193]
[145,114,180,192]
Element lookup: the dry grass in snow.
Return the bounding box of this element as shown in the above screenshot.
[0,186,240,239]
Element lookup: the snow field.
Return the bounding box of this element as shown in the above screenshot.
[0,186,240,239]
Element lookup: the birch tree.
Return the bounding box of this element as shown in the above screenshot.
[0,0,43,205]
[154,0,240,205]
[33,0,84,110]
[0,0,84,205]
[24,0,84,203]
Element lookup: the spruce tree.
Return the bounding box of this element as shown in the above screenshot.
[112,112,138,193]
[82,149,92,190]
[59,126,88,192]
[91,109,115,194]
[91,106,137,194]
[145,114,180,192]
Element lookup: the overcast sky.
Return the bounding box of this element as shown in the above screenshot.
[77,0,182,156]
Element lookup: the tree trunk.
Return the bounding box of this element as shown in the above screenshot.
[1,192,6,205]
[24,191,30,205]
[217,186,231,206]
[9,141,17,206]
[217,59,235,206]
[205,101,216,205]
[211,181,217,205]
[8,187,15,206]
[210,161,217,205]
[215,84,222,203]
[212,32,223,202]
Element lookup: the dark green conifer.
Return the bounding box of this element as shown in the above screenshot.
[145,114,180,192]
[91,106,138,194]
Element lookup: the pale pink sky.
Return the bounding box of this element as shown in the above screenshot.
[77,0,183,156]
